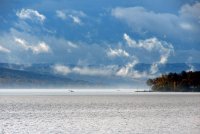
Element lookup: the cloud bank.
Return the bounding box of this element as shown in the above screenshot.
[112,2,200,43]
[53,64,115,76]
[52,31,174,79]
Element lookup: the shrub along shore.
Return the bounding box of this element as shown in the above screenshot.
[147,71,200,92]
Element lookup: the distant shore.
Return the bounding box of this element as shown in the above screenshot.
[0,89,200,95]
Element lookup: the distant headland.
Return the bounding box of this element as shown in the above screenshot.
[147,71,200,92]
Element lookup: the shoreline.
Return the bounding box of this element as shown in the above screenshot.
[0,89,200,95]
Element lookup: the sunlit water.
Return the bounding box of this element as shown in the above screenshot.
[0,91,199,134]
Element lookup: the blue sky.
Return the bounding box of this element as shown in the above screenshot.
[0,0,200,79]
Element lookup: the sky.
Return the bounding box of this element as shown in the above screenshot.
[0,0,200,79]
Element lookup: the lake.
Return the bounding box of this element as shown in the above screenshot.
[0,91,199,134]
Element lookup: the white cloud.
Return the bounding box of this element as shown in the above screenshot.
[116,60,138,77]
[179,22,193,30]
[0,45,10,53]
[186,57,196,72]
[53,64,71,75]
[72,67,111,76]
[67,41,78,48]
[123,33,137,47]
[1,27,175,78]
[16,8,46,23]
[14,37,50,54]
[123,33,174,76]
[112,2,200,41]
[53,64,115,76]
[46,38,79,53]
[159,50,170,64]
[56,10,86,25]
[69,15,82,24]
[53,63,154,79]
[149,63,159,74]
[31,42,50,54]
[116,59,153,79]
[107,48,129,58]
[130,70,149,79]
[123,33,174,53]
[179,2,200,20]
[14,37,29,49]
[112,7,177,34]
[4,28,108,64]
[123,33,174,74]
[187,64,195,72]
[69,10,86,17]
[56,10,67,20]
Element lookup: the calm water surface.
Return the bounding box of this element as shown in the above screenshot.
[0,92,199,134]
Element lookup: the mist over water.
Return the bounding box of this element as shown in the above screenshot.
[0,89,143,95]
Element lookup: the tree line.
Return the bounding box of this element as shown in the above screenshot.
[147,71,200,92]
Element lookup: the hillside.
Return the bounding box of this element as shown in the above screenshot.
[0,67,91,88]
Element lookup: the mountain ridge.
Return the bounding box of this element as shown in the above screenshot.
[0,63,199,89]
